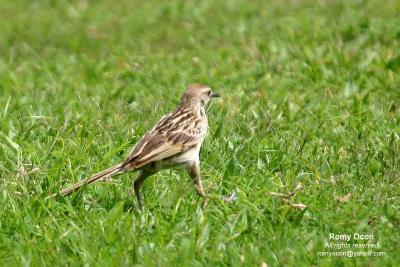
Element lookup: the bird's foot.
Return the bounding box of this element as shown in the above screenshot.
[221,191,237,203]
[205,191,237,203]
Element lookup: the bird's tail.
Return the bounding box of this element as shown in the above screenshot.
[60,163,124,196]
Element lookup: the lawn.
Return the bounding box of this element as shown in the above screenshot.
[0,0,399,266]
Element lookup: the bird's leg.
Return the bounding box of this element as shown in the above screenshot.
[187,161,236,203]
[187,161,206,197]
[133,170,152,210]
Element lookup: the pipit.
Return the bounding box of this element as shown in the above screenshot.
[60,84,236,208]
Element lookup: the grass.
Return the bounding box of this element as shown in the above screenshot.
[0,0,399,266]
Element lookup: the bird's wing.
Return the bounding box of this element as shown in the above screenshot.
[122,109,207,169]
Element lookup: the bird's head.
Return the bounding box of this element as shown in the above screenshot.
[181,84,220,106]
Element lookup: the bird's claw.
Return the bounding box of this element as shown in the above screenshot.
[221,191,237,203]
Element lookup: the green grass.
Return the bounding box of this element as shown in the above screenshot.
[0,0,399,266]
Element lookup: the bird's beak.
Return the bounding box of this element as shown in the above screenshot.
[211,92,220,98]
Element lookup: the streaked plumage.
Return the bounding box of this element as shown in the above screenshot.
[60,84,234,208]
[121,103,208,170]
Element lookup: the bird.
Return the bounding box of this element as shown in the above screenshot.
[60,84,236,208]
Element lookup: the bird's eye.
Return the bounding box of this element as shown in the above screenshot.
[208,90,212,96]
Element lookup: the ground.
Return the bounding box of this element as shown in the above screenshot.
[0,0,399,266]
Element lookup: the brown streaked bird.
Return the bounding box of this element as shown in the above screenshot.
[60,84,236,208]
